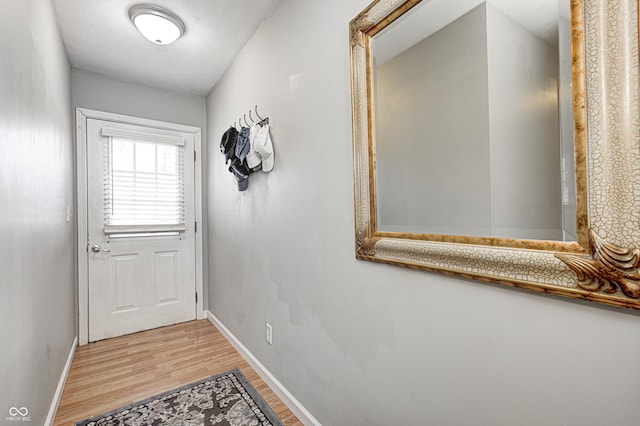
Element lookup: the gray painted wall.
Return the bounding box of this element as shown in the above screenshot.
[375,3,563,240]
[0,0,75,423]
[558,16,577,241]
[374,5,492,235]
[486,3,562,240]
[206,1,640,425]
[71,69,207,130]
[71,69,209,310]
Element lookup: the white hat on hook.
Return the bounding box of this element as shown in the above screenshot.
[253,124,274,172]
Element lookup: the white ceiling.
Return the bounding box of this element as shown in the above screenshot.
[52,0,281,95]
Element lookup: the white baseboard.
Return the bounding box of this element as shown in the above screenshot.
[44,336,77,426]
[206,311,321,426]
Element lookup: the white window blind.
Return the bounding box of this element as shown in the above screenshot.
[103,134,185,234]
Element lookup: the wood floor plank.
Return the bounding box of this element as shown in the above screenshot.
[54,320,302,425]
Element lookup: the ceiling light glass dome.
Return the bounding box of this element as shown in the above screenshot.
[129,4,185,45]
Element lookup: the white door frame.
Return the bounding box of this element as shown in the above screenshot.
[76,108,204,345]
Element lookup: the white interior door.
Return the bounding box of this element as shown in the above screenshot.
[85,118,197,342]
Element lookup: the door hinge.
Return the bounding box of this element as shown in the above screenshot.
[195,221,197,232]
[196,292,198,303]
[194,151,197,162]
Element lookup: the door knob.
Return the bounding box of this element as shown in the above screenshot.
[90,244,111,253]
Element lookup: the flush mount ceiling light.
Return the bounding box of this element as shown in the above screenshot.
[128,4,185,45]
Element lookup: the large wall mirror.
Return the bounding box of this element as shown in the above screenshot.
[350,0,640,310]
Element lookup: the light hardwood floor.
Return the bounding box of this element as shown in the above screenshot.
[54,320,302,425]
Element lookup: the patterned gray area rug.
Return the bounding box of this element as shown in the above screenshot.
[76,368,284,426]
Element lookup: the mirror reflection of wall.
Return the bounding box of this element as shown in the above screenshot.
[373,0,576,242]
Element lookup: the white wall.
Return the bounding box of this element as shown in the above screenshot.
[0,0,75,423]
[206,1,640,425]
[71,68,209,308]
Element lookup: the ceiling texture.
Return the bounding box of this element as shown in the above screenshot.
[52,0,281,95]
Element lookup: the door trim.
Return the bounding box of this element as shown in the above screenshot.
[76,108,204,345]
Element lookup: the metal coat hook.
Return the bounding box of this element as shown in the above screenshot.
[254,105,264,122]
[248,110,255,124]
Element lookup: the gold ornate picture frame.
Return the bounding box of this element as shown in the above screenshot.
[350,0,640,310]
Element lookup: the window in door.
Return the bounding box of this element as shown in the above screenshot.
[103,130,186,236]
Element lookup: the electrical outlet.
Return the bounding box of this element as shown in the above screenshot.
[265,323,273,345]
